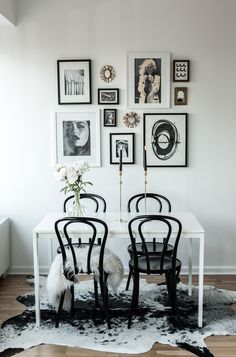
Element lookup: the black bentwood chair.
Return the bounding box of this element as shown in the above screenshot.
[54,217,111,329]
[126,193,176,291]
[63,193,107,213]
[127,215,182,328]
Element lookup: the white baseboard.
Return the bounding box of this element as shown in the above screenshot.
[8,265,236,275]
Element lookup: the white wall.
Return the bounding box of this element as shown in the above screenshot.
[0,0,235,274]
[0,0,16,25]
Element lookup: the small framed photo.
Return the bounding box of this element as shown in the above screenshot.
[104,109,117,127]
[110,133,135,165]
[54,110,101,167]
[98,88,119,105]
[174,87,188,105]
[173,60,190,82]
[143,113,187,167]
[127,52,170,109]
[57,59,92,104]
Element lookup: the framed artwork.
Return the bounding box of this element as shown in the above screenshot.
[98,88,119,104]
[173,60,190,82]
[174,87,188,105]
[54,110,101,167]
[104,109,117,127]
[143,113,187,167]
[57,59,92,104]
[127,52,170,109]
[110,133,135,165]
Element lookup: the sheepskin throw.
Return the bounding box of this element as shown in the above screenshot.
[47,246,124,310]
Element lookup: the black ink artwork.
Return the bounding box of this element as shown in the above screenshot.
[151,120,180,160]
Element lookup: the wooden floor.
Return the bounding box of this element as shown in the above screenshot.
[1,275,236,357]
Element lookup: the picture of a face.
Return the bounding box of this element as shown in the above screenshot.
[63,120,91,156]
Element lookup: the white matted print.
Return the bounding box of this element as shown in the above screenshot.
[110,133,135,165]
[57,60,92,104]
[54,110,101,167]
[127,52,170,109]
[143,113,187,167]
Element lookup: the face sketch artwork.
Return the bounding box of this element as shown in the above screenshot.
[116,140,128,158]
[136,58,161,104]
[63,120,91,156]
[152,120,179,160]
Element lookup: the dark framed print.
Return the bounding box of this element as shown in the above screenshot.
[143,113,187,167]
[57,59,92,104]
[127,52,170,109]
[54,110,101,167]
[98,88,119,104]
[110,133,135,165]
[174,87,188,105]
[104,109,117,127]
[173,60,190,82]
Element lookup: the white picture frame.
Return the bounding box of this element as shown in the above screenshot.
[54,110,101,167]
[127,52,171,109]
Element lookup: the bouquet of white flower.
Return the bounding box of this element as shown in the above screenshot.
[55,161,92,216]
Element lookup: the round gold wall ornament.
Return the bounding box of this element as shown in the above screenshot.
[123,112,141,128]
[100,65,116,83]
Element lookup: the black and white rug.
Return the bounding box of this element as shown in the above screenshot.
[1,276,236,357]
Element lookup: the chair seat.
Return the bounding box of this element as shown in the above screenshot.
[127,242,173,255]
[129,255,181,273]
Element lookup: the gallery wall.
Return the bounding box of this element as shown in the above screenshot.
[0,0,235,274]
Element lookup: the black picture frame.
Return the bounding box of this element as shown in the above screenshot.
[174,87,188,105]
[110,133,135,165]
[104,109,117,127]
[143,113,187,167]
[98,88,119,105]
[173,60,190,82]
[57,59,92,104]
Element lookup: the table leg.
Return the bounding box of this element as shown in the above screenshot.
[48,237,54,264]
[188,238,193,296]
[198,235,204,328]
[33,233,40,326]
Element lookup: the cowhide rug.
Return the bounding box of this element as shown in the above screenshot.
[1,276,236,357]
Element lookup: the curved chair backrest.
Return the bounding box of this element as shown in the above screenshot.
[63,193,107,213]
[127,193,171,213]
[55,217,108,277]
[128,215,182,274]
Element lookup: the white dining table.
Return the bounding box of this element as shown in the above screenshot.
[33,211,204,327]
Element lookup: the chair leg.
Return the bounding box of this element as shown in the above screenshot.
[170,272,177,313]
[55,291,65,328]
[126,270,132,291]
[128,270,139,329]
[176,265,181,284]
[99,272,111,329]
[70,285,74,313]
[94,277,99,308]
[165,272,171,306]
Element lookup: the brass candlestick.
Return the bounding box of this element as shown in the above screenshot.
[144,170,147,213]
[117,170,127,223]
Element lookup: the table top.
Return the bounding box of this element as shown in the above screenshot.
[33,212,204,236]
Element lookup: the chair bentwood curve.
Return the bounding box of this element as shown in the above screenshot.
[54,217,111,329]
[127,215,182,328]
[63,193,107,213]
[126,193,176,291]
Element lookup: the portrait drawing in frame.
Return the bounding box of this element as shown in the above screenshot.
[127,52,170,109]
[54,110,101,167]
